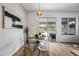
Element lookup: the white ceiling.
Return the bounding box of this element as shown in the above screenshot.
[21,3,79,11]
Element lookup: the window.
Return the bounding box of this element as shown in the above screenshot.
[47,17,56,32]
[61,17,76,35]
[38,17,47,32]
[38,17,56,33]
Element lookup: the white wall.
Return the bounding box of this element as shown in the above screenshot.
[0,29,24,56]
[26,11,79,42]
[26,12,39,36]
[0,4,27,56]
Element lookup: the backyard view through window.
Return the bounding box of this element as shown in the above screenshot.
[61,17,76,35]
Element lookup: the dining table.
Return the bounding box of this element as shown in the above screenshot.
[28,36,46,53]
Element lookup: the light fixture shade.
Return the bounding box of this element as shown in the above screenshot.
[37,10,43,16]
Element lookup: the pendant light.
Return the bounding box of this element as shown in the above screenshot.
[37,3,43,16]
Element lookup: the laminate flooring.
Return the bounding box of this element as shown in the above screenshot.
[14,42,79,56]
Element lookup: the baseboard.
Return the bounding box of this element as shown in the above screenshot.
[57,42,79,45]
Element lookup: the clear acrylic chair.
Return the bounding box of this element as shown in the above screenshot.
[38,39,49,56]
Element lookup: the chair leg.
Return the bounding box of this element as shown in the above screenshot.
[24,43,32,56]
[43,51,46,56]
[38,50,46,56]
[33,44,36,52]
[28,43,32,55]
[38,49,40,56]
[23,48,26,56]
[29,48,32,55]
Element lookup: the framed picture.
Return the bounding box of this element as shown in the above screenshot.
[3,7,23,29]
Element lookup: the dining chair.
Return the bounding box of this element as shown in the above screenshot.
[23,40,32,56]
[38,39,49,56]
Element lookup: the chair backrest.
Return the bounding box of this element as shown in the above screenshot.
[38,40,49,51]
[49,33,56,39]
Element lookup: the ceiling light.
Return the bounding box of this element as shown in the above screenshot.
[37,3,43,16]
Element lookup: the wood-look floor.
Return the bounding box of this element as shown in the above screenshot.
[23,42,49,56]
[49,42,75,56]
[13,42,79,56]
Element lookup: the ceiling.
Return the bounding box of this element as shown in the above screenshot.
[21,3,79,12]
